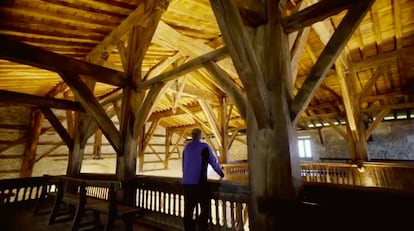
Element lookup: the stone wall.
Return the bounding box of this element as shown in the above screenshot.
[298,120,414,161]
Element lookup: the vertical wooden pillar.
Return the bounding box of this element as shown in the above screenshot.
[20,108,44,177]
[248,2,302,229]
[93,130,102,159]
[338,63,369,162]
[117,1,169,183]
[210,0,302,230]
[66,113,96,176]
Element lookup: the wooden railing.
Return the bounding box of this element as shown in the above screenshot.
[132,176,249,231]
[0,176,57,204]
[3,161,414,230]
[223,161,414,192]
[18,174,250,230]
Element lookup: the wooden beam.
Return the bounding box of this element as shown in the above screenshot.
[283,0,356,33]
[59,72,121,153]
[177,104,213,133]
[40,107,74,150]
[359,66,386,99]
[210,0,270,128]
[291,0,375,123]
[233,0,266,27]
[0,89,82,111]
[365,108,389,140]
[86,0,169,62]
[144,52,182,80]
[135,47,228,91]
[0,35,127,86]
[290,27,310,89]
[321,116,348,141]
[133,83,165,139]
[120,1,169,177]
[198,99,222,146]
[63,91,75,137]
[204,61,247,120]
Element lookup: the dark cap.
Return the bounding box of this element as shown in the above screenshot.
[191,128,202,140]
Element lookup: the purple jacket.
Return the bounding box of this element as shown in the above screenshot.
[182,140,224,185]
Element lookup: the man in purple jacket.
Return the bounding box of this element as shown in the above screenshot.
[182,128,225,231]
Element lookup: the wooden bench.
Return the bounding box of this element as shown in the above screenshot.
[48,176,144,231]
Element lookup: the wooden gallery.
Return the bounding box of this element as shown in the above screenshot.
[0,0,413,230]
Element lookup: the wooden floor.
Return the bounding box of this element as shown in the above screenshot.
[0,201,165,231]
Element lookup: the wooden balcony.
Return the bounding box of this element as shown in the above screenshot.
[2,162,414,231]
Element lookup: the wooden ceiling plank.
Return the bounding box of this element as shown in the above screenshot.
[353,46,414,70]
[40,106,74,150]
[0,89,81,111]
[283,0,356,33]
[291,0,375,123]
[38,0,128,18]
[0,7,116,30]
[0,35,127,86]
[148,104,202,121]
[210,0,270,128]
[59,71,121,153]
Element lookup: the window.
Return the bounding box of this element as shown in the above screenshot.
[298,136,312,159]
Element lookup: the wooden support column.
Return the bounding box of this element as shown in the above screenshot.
[117,0,169,181]
[210,0,301,230]
[20,109,44,177]
[67,113,97,176]
[93,130,102,159]
[338,63,369,162]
